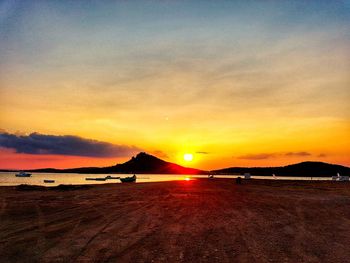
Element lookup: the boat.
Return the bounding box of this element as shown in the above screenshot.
[244,173,251,179]
[44,179,55,183]
[332,173,350,182]
[120,174,136,183]
[85,177,106,181]
[94,178,107,181]
[105,175,120,180]
[15,171,32,177]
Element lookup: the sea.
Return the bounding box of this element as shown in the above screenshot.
[0,172,332,186]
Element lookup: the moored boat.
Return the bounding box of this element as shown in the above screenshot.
[44,179,55,183]
[244,173,251,179]
[94,178,107,181]
[15,171,32,177]
[85,177,106,181]
[105,175,120,180]
[120,174,136,183]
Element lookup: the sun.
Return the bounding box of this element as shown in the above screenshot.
[183,153,193,162]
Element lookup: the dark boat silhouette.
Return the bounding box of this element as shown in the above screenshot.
[105,175,120,180]
[15,171,32,177]
[85,177,106,181]
[43,179,55,183]
[120,174,136,183]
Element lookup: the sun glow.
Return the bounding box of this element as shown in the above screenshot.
[183,153,193,162]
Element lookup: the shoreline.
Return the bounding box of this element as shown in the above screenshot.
[1,179,350,262]
[0,174,337,189]
[0,176,345,188]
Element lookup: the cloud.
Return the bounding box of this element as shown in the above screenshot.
[238,151,312,160]
[237,153,275,160]
[317,153,327,158]
[196,151,209,154]
[285,152,311,157]
[0,132,141,157]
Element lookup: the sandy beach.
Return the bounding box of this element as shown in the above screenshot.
[1,179,350,263]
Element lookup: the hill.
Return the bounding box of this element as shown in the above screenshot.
[213,161,350,177]
[3,156,349,177]
[28,152,205,175]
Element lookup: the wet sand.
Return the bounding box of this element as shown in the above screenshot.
[1,179,350,263]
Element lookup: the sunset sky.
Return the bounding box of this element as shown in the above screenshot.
[1,0,349,170]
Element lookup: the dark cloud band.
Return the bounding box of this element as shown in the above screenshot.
[0,132,141,157]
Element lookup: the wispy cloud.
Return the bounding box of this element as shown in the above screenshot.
[196,151,209,154]
[237,153,276,160]
[238,151,313,160]
[0,132,141,157]
[285,152,311,157]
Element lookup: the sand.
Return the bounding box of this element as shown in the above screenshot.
[0,179,350,263]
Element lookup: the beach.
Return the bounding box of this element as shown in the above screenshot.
[1,179,350,263]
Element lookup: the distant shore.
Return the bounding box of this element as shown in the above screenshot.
[1,179,350,262]
[1,153,349,177]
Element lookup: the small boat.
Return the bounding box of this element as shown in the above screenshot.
[44,179,55,183]
[85,177,106,181]
[120,174,136,183]
[244,173,251,179]
[95,178,106,181]
[15,171,32,177]
[332,173,349,181]
[105,175,120,180]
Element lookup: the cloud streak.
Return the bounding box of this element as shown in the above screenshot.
[237,153,276,160]
[0,132,141,157]
[285,152,311,157]
[238,152,312,160]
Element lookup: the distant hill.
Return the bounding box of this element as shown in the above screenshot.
[1,155,348,177]
[213,161,350,177]
[26,152,206,175]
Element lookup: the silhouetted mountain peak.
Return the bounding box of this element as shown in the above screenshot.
[123,152,165,167]
[135,152,163,162]
[113,152,204,174]
[23,152,349,177]
[214,161,350,177]
[24,152,205,174]
[286,161,326,167]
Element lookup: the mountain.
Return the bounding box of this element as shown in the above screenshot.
[111,152,205,174]
[213,161,350,177]
[3,155,348,177]
[28,152,206,175]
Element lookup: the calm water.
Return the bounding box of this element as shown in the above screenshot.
[0,172,332,186]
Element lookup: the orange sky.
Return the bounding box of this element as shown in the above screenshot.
[0,1,349,170]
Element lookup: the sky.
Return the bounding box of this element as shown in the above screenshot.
[0,0,349,170]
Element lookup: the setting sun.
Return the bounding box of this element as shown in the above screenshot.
[184,153,193,162]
